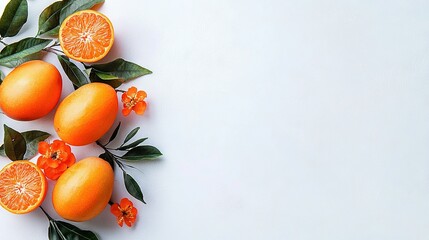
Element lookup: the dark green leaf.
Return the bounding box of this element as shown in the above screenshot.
[0,144,4,156]
[38,1,64,36]
[21,130,50,159]
[59,0,105,24]
[108,122,121,143]
[90,58,152,81]
[0,70,4,84]
[0,0,28,37]
[0,37,51,67]
[0,130,49,159]
[117,138,148,151]
[99,151,115,170]
[88,70,123,88]
[48,221,62,240]
[123,172,146,204]
[94,71,120,80]
[3,125,26,161]
[57,55,89,88]
[55,221,98,240]
[123,127,140,144]
[121,145,162,161]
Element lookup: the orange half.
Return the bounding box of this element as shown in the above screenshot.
[0,161,47,214]
[59,10,114,63]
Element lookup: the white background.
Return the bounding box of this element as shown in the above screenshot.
[0,0,429,239]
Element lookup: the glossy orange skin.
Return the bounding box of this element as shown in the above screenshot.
[0,60,62,121]
[52,157,114,222]
[54,83,118,146]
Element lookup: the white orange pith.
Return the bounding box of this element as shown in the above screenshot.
[59,10,114,63]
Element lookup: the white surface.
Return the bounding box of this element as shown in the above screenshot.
[1,0,429,239]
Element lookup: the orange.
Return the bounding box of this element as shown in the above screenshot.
[52,157,114,221]
[59,10,114,63]
[54,82,118,146]
[0,60,62,121]
[0,161,47,214]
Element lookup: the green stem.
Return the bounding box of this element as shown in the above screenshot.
[42,48,59,56]
[45,47,64,55]
[39,206,54,221]
[96,140,106,149]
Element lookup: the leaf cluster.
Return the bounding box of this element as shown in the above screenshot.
[0,0,152,89]
[0,125,50,161]
[98,123,162,204]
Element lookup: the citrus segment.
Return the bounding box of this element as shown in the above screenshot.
[59,10,114,63]
[0,161,47,214]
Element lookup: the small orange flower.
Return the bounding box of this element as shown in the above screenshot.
[37,140,76,180]
[121,86,147,116]
[110,198,138,227]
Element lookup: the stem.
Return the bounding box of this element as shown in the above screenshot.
[116,89,126,93]
[115,158,126,171]
[42,48,59,56]
[39,206,54,221]
[96,140,106,149]
[0,40,8,46]
[45,47,64,54]
[108,200,114,206]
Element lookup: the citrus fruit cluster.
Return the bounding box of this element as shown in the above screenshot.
[0,1,161,239]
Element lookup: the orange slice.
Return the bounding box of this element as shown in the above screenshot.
[0,161,47,214]
[59,10,114,63]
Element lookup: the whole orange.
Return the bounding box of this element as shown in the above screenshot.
[54,82,118,146]
[52,157,114,222]
[0,60,62,121]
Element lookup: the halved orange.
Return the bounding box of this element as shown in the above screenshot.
[0,161,47,214]
[59,10,114,63]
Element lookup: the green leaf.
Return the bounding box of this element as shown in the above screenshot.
[0,0,28,37]
[48,221,62,240]
[117,137,148,151]
[108,122,121,143]
[57,55,89,88]
[54,221,99,240]
[94,71,120,80]
[0,130,50,159]
[121,145,163,161]
[123,127,140,144]
[3,125,26,161]
[59,0,105,24]
[0,37,51,67]
[90,58,152,81]
[0,70,4,84]
[38,1,65,36]
[88,70,123,88]
[99,151,115,170]
[123,172,146,204]
[21,130,50,159]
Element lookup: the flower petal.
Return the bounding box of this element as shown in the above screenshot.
[127,86,137,96]
[136,90,147,99]
[37,156,48,169]
[38,141,50,154]
[133,101,147,115]
[110,203,122,217]
[120,198,133,209]
[122,108,132,116]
